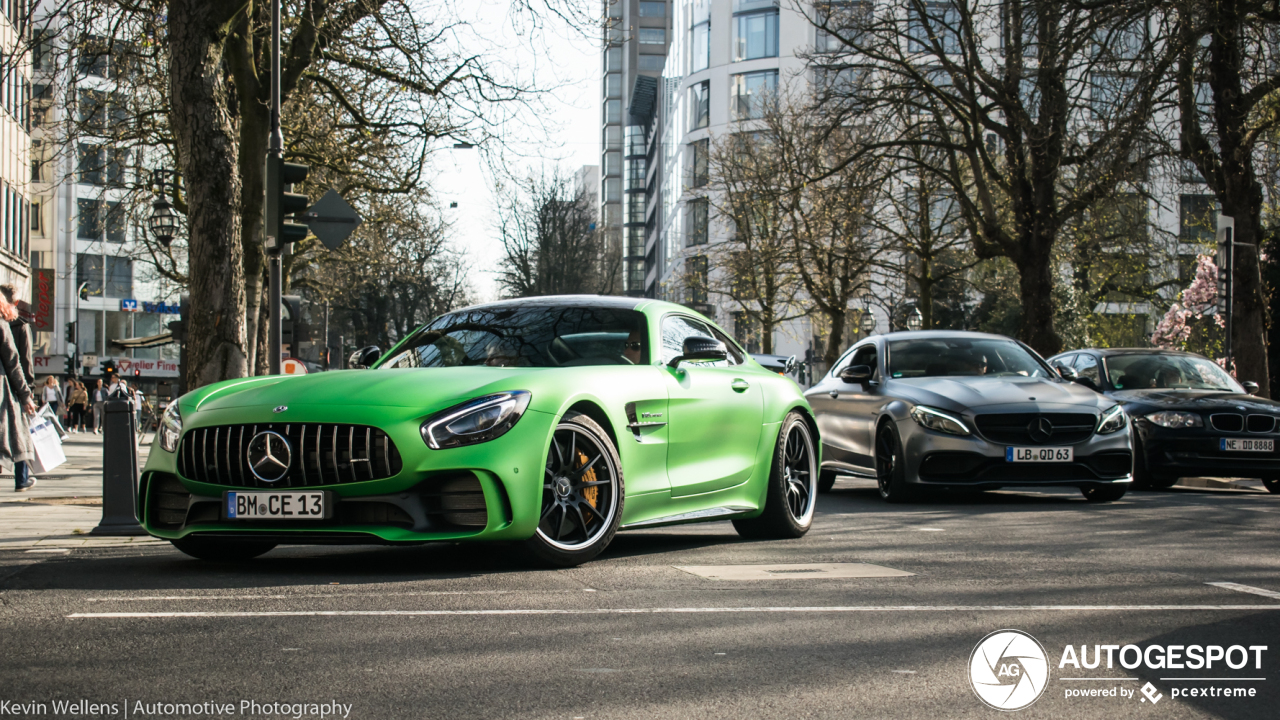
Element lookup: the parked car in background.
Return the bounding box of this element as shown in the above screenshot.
[751,354,799,378]
[807,331,1132,503]
[1048,348,1280,494]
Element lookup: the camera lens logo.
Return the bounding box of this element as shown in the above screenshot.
[969,630,1050,711]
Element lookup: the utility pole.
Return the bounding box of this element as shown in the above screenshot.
[264,0,285,375]
[1217,215,1236,374]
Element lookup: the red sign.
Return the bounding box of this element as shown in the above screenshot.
[32,269,54,332]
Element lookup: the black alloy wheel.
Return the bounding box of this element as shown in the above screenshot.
[734,412,817,539]
[524,411,623,567]
[875,422,916,503]
[1081,484,1128,502]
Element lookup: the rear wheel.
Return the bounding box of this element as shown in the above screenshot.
[1081,484,1128,502]
[875,422,917,503]
[734,412,818,539]
[523,411,623,567]
[170,536,276,561]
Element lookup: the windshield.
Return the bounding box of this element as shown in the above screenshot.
[1104,354,1243,392]
[378,305,648,369]
[887,338,1055,379]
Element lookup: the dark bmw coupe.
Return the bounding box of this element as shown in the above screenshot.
[1047,348,1280,493]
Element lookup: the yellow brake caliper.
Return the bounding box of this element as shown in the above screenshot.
[577,450,599,519]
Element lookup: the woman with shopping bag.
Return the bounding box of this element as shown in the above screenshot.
[0,294,38,491]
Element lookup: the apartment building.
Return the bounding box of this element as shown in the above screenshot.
[0,2,32,314]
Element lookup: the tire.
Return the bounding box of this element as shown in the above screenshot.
[522,411,624,567]
[170,536,276,561]
[1132,433,1178,489]
[818,469,838,493]
[1081,484,1128,502]
[875,422,917,503]
[1262,476,1280,494]
[734,412,818,539]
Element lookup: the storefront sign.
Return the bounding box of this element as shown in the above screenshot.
[33,355,66,374]
[141,301,180,314]
[32,270,54,332]
[120,299,138,311]
[85,356,179,377]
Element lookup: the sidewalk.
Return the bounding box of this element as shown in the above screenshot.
[0,430,166,550]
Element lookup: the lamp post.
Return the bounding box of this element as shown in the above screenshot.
[907,307,924,331]
[859,310,877,336]
[147,169,181,247]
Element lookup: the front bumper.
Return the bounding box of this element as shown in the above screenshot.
[1141,422,1280,479]
[899,418,1132,490]
[139,403,557,543]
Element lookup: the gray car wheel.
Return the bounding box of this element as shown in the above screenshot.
[875,422,917,503]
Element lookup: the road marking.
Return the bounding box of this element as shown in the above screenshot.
[1060,678,1137,681]
[1160,678,1266,681]
[675,563,914,580]
[1206,582,1280,600]
[85,590,524,602]
[67,604,1280,619]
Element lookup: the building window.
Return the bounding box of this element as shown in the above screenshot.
[733,311,762,354]
[1091,72,1135,117]
[78,89,107,132]
[133,313,162,359]
[1179,194,1216,244]
[731,70,777,119]
[690,139,709,188]
[816,1,872,52]
[734,5,779,62]
[33,31,53,71]
[78,144,104,185]
[77,199,103,239]
[686,255,709,303]
[603,151,622,177]
[78,309,103,355]
[105,256,132,298]
[686,198,709,246]
[639,1,665,17]
[638,54,665,72]
[604,99,621,124]
[626,158,647,191]
[908,1,962,55]
[691,0,711,72]
[627,191,646,224]
[77,254,104,297]
[604,47,622,72]
[603,178,622,202]
[690,80,710,129]
[603,125,622,150]
[639,28,665,44]
[30,201,41,233]
[106,202,126,243]
[605,73,621,98]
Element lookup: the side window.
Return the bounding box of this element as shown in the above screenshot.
[705,325,745,365]
[851,345,878,373]
[661,315,719,367]
[1074,354,1100,384]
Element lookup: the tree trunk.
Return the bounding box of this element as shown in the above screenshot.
[254,283,269,377]
[169,0,248,390]
[918,256,934,330]
[1016,243,1062,357]
[823,308,846,367]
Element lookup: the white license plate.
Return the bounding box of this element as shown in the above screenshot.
[1220,438,1274,452]
[1006,446,1074,462]
[225,491,327,520]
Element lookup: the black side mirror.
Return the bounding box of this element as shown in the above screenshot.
[1243,381,1260,395]
[1056,364,1078,380]
[669,337,728,368]
[348,345,382,369]
[1069,376,1100,391]
[839,364,874,384]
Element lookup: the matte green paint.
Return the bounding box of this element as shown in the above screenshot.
[139,299,818,542]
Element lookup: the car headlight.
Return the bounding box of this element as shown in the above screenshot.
[1097,404,1127,434]
[421,391,532,450]
[1145,410,1203,429]
[159,401,182,453]
[910,405,971,436]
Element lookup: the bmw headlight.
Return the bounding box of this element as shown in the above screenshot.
[1145,410,1203,429]
[159,401,182,453]
[421,391,532,450]
[910,405,971,436]
[1097,404,1127,434]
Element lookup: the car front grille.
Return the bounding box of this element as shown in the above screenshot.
[1210,413,1244,432]
[973,413,1096,445]
[1247,415,1276,433]
[177,423,403,488]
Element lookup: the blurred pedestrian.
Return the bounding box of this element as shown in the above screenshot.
[0,292,38,491]
[41,376,63,416]
[1,285,37,491]
[91,378,105,434]
[68,381,88,432]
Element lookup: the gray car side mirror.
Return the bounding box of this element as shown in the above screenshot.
[1243,381,1260,395]
[669,337,728,368]
[348,345,382,369]
[839,365,874,384]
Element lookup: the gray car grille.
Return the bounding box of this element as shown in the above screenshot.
[177,423,403,488]
[973,413,1096,445]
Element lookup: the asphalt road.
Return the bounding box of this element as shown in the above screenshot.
[2,480,1279,720]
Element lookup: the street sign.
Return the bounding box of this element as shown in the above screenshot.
[281,358,308,375]
[82,354,97,368]
[120,299,138,311]
[302,189,363,250]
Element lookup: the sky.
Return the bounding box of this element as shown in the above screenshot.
[432,2,602,303]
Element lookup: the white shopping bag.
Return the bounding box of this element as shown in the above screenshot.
[29,414,66,474]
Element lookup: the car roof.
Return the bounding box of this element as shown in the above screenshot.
[450,295,716,324]
[872,330,1019,343]
[1061,348,1204,359]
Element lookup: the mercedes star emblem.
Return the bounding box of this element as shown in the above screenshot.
[1027,416,1055,443]
[273,405,288,413]
[247,430,292,483]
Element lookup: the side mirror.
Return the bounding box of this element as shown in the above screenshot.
[1243,381,1260,395]
[839,364,874,384]
[1056,364,1078,380]
[784,354,799,375]
[1069,376,1100,391]
[669,337,728,368]
[348,345,382,369]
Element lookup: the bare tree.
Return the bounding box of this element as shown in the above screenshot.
[497,168,620,297]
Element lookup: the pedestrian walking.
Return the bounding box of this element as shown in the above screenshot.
[40,377,63,416]
[68,381,88,432]
[91,378,105,434]
[0,293,38,491]
[1,285,37,491]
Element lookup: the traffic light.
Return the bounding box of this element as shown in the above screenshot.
[267,157,311,251]
[167,295,189,342]
[65,321,76,343]
[133,368,141,377]
[102,358,117,380]
[280,295,312,350]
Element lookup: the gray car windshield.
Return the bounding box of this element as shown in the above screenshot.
[888,338,1054,379]
[1104,354,1242,392]
[377,306,648,368]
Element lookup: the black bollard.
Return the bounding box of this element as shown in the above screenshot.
[91,398,146,536]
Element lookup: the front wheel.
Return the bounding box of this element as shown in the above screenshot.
[522,411,623,567]
[1081,484,1128,502]
[734,412,818,539]
[170,536,276,561]
[876,422,917,503]
[1262,476,1280,494]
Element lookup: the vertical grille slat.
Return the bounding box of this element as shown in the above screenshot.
[364,428,372,481]
[299,425,307,481]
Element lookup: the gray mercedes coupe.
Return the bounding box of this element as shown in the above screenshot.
[806,331,1133,502]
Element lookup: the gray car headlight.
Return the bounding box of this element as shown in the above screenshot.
[1145,410,1203,429]
[421,391,532,449]
[910,405,971,436]
[1097,404,1127,434]
[159,401,182,453]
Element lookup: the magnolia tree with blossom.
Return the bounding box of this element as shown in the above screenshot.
[1152,254,1228,368]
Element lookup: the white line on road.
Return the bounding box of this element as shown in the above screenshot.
[1206,582,1280,600]
[1059,678,1137,681]
[1160,678,1266,681]
[85,590,525,602]
[66,604,1280,619]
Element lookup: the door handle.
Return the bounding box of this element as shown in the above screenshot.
[731,378,750,393]
[829,390,839,398]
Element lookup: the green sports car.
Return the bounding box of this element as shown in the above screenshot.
[141,296,820,566]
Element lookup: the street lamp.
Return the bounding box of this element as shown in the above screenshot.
[907,307,924,331]
[859,311,877,335]
[148,169,181,247]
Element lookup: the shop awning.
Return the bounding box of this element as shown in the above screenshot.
[111,332,175,349]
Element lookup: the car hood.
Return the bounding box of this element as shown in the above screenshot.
[1109,388,1280,413]
[890,375,1110,412]
[185,367,534,413]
